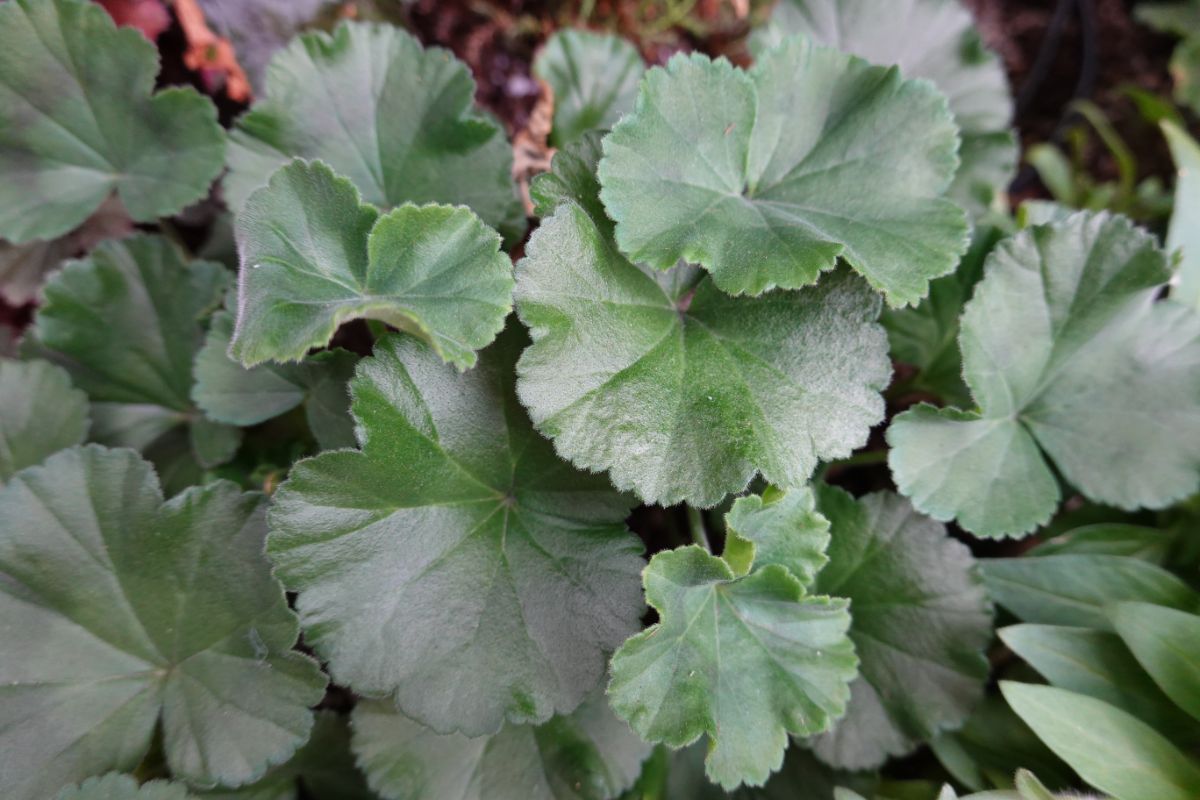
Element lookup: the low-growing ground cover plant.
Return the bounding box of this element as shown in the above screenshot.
[0,0,1198,799]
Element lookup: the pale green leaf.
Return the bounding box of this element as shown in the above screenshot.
[753,0,1017,217]
[231,160,513,370]
[608,546,857,789]
[516,175,890,508]
[980,554,1198,630]
[0,445,326,799]
[1164,121,1200,307]
[352,691,650,800]
[0,359,88,481]
[889,211,1200,537]
[194,309,358,449]
[0,0,224,243]
[57,775,193,800]
[269,327,645,736]
[598,38,968,303]
[810,487,992,769]
[226,22,523,240]
[1111,602,1200,723]
[722,485,830,581]
[533,30,644,148]
[1031,523,1173,563]
[1002,682,1200,800]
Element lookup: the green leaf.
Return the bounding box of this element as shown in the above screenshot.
[352,690,651,800]
[597,38,968,303]
[753,0,1017,217]
[529,132,611,232]
[660,743,876,800]
[194,310,358,449]
[0,445,326,799]
[889,211,1200,537]
[810,487,992,769]
[999,624,1197,740]
[1031,523,1173,563]
[516,192,890,508]
[0,0,225,243]
[226,22,523,240]
[1111,602,1200,723]
[980,554,1198,630]
[608,546,857,789]
[231,160,513,370]
[57,775,193,800]
[0,359,88,481]
[1164,121,1200,307]
[23,234,241,483]
[269,327,645,736]
[722,485,830,581]
[533,30,644,148]
[200,711,373,800]
[195,0,330,93]
[1002,682,1200,800]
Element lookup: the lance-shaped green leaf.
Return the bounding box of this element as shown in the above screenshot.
[722,486,830,582]
[352,691,651,800]
[58,775,194,800]
[515,191,890,508]
[23,235,241,484]
[809,487,991,770]
[0,446,327,800]
[533,30,644,148]
[888,211,1200,538]
[201,711,373,800]
[0,359,88,481]
[194,310,358,450]
[1111,602,1200,723]
[597,38,968,303]
[753,0,1017,217]
[608,546,858,790]
[226,21,522,240]
[0,0,225,244]
[1002,682,1200,800]
[269,328,645,737]
[231,160,513,370]
[1164,121,1200,307]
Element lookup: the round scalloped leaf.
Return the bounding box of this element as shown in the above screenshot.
[0,359,89,481]
[809,487,992,770]
[888,212,1200,538]
[268,327,645,737]
[722,485,830,583]
[754,0,1016,217]
[57,775,193,800]
[0,0,225,244]
[226,22,523,241]
[608,546,858,790]
[515,192,890,508]
[597,38,968,303]
[533,29,645,148]
[0,446,326,800]
[351,691,651,800]
[231,160,513,370]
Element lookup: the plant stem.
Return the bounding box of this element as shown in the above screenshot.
[815,449,888,480]
[686,506,710,551]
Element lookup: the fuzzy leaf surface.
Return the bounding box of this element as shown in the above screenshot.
[0,0,224,243]
[516,180,890,508]
[226,22,522,240]
[889,212,1200,537]
[597,39,967,303]
[608,546,857,790]
[231,160,513,369]
[754,0,1017,216]
[533,30,644,147]
[352,691,650,800]
[1164,121,1200,307]
[810,487,991,769]
[0,446,326,799]
[268,329,645,736]
[0,359,88,481]
[722,486,830,582]
[57,775,194,800]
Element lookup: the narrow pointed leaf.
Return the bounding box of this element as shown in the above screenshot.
[0,0,224,243]
[1111,602,1200,723]
[0,446,326,799]
[598,38,968,303]
[269,328,645,736]
[0,359,88,481]
[1164,121,1200,307]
